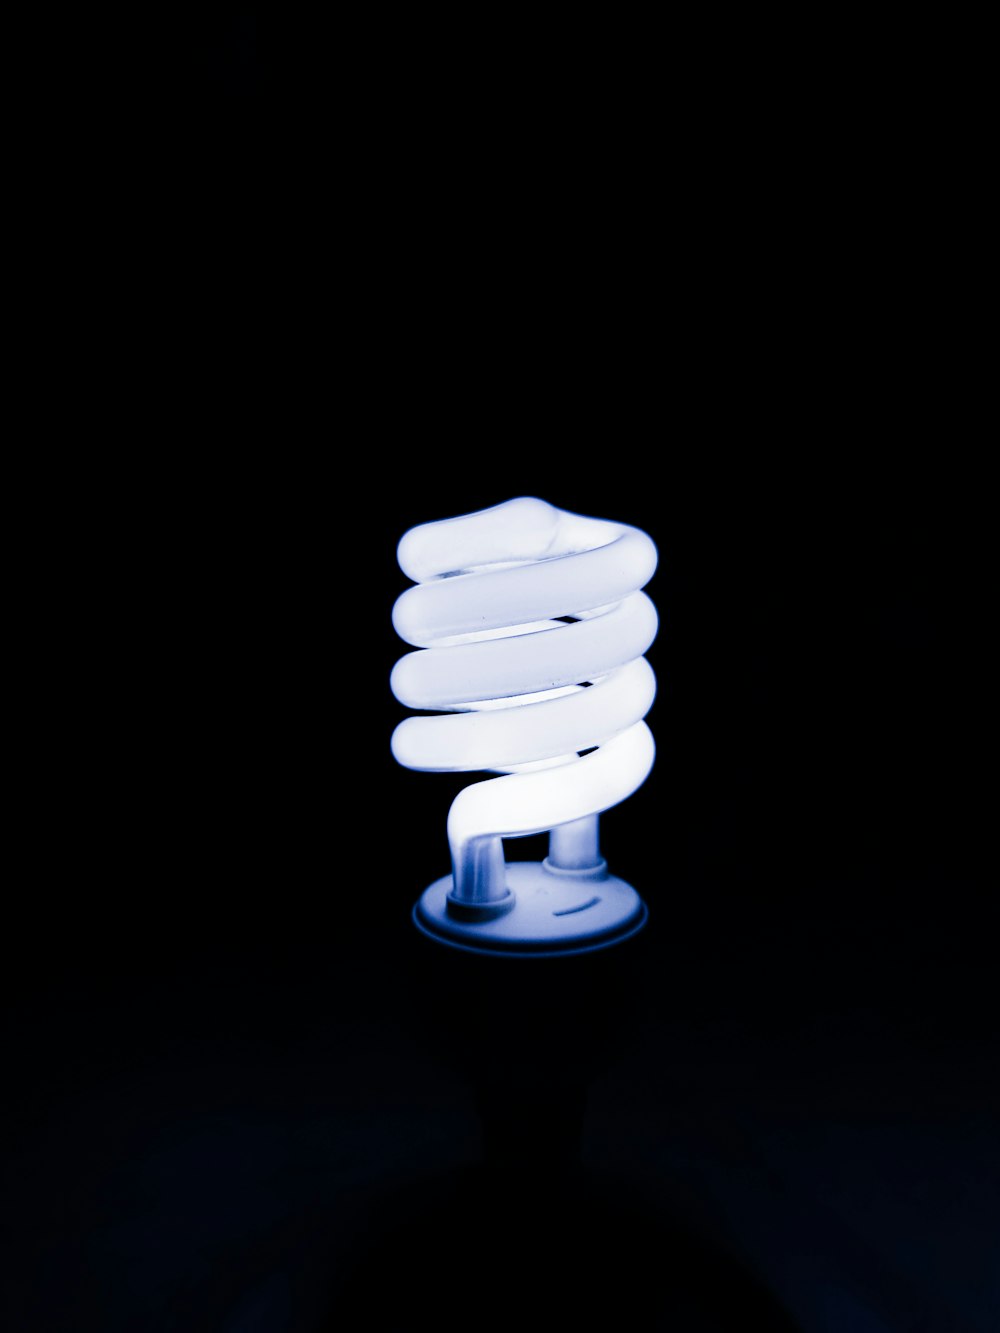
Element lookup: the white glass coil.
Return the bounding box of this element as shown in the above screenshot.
[391,497,658,907]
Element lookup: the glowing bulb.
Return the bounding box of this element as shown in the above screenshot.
[391,497,658,956]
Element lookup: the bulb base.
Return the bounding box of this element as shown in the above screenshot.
[413,860,647,957]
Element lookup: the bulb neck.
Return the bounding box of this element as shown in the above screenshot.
[546,815,603,872]
[449,834,509,907]
[447,815,608,917]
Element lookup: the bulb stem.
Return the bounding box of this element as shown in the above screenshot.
[547,815,602,871]
[449,834,508,905]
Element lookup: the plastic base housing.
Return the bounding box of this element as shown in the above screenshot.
[413,859,648,958]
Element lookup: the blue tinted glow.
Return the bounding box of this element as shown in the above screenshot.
[391,497,658,905]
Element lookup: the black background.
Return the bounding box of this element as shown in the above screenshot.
[3,12,996,1332]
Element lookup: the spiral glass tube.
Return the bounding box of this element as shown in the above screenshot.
[391,496,658,956]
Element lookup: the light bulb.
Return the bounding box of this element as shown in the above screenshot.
[391,496,658,956]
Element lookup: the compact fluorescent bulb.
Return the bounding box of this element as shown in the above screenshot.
[391,497,658,956]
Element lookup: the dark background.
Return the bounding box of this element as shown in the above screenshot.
[4,12,995,1332]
